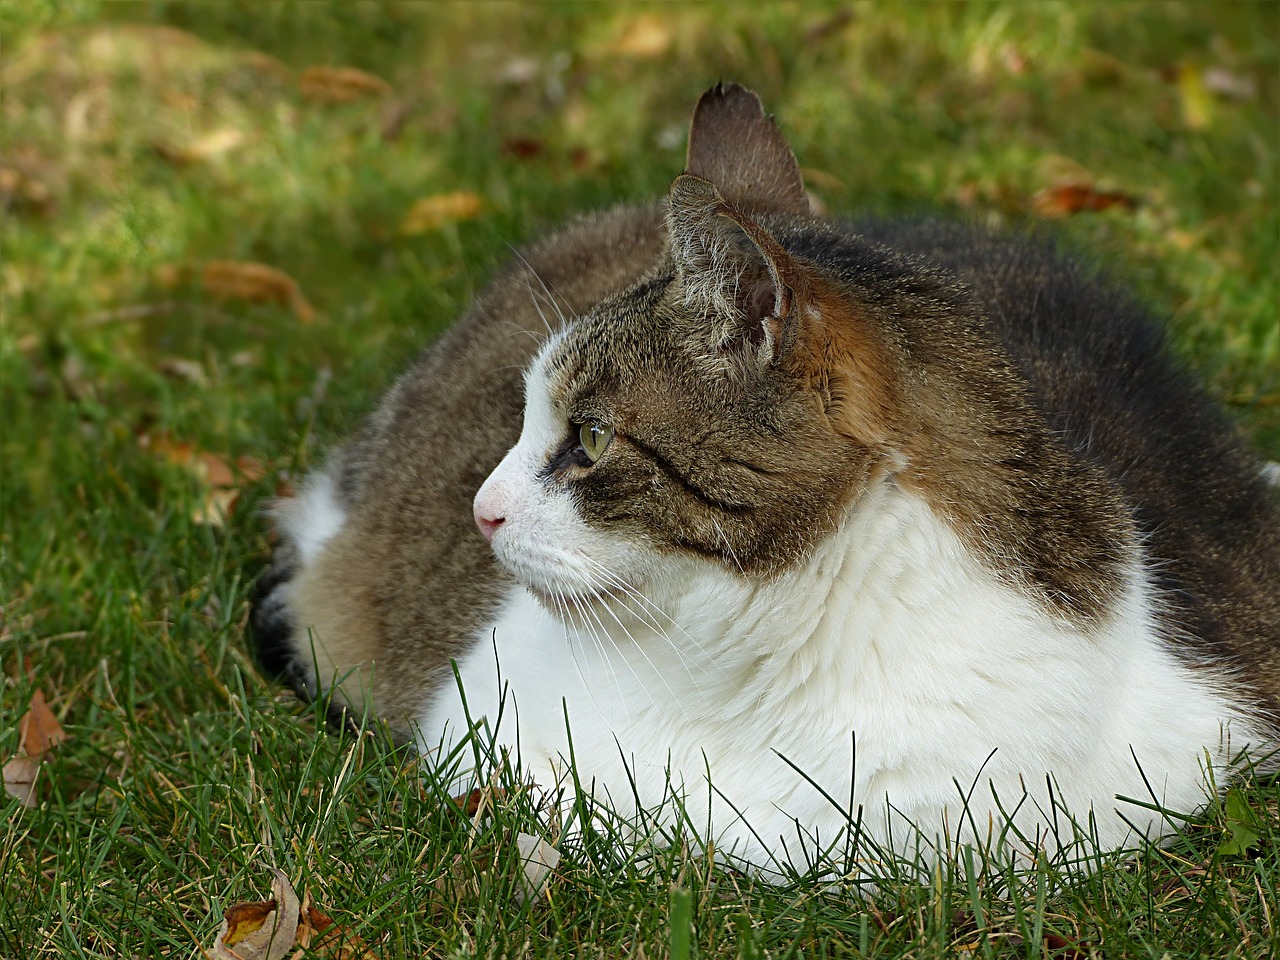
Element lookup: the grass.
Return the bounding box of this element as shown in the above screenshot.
[2,2,1278,957]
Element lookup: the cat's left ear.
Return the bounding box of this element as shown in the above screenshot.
[667,173,808,367]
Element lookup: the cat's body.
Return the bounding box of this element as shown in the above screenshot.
[253,85,1280,873]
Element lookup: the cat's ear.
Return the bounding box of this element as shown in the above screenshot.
[685,83,808,217]
[667,173,807,366]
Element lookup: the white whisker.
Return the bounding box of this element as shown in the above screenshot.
[568,553,724,703]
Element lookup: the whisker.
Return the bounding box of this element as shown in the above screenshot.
[507,244,573,334]
[574,553,729,682]
[553,588,604,722]
[709,516,746,577]
[570,554,723,701]
[560,584,633,726]
[585,581,688,715]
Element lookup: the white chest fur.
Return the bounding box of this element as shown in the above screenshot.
[420,479,1266,873]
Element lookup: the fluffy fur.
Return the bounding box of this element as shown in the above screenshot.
[252,84,1280,876]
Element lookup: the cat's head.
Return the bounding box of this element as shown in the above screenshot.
[472,84,936,613]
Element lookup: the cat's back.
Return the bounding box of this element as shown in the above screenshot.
[857,218,1280,715]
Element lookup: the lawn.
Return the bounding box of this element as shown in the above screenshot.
[2,2,1278,957]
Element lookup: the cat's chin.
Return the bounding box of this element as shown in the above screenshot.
[522,583,622,620]
[515,576,670,630]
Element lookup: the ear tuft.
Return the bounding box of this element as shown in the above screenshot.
[686,83,808,217]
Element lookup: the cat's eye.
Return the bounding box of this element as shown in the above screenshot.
[578,422,614,463]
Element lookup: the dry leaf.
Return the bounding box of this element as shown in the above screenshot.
[193,488,240,527]
[612,14,673,58]
[453,786,510,818]
[502,136,544,161]
[1032,184,1138,218]
[298,902,378,959]
[3,755,39,808]
[1178,64,1213,131]
[156,357,209,387]
[141,432,266,526]
[514,833,560,905]
[212,868,299,960]
[399,191,483,235]
[0,166,54,216]
[299,66,391,103]
[1202,67,1256,100]
[20,690,66,760]
[202,261,316,323]
[154,128,246,165]
[804,7,855,45]
[3,690,67,808]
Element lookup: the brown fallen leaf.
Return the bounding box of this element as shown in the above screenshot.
[298,900,378,959]
[1032,183,1138,218]
[0,166,55,216]
[202,261,316,323]
[502,136,545,161]
[453,786,509,818]
[141,431,267,526]
[211,868,299,960]
[20,690,67,760]
[804,7,855,45]
[3,690,68,808]
[299,66,391,103]
[142,432,265,487]
[1043,931,1089,959]
[399,191,483,235]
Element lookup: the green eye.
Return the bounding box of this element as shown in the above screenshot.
[578,422,614,463]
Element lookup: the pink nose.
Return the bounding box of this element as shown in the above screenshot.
[475,504,505,543]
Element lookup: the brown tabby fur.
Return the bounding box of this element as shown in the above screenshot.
[254,84,1280,740]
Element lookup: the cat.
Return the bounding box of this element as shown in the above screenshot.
[252,83,1280,874]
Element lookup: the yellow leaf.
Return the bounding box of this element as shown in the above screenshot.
[399,191,484,235]
[1179,64,1214,131]
[222,900,277,947]
[154,128,246,165]
[612,14,673,58]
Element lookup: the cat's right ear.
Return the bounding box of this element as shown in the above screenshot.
[685,83,808,217]
[667,174,808,368]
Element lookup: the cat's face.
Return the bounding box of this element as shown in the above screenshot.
[473,198,890,614]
